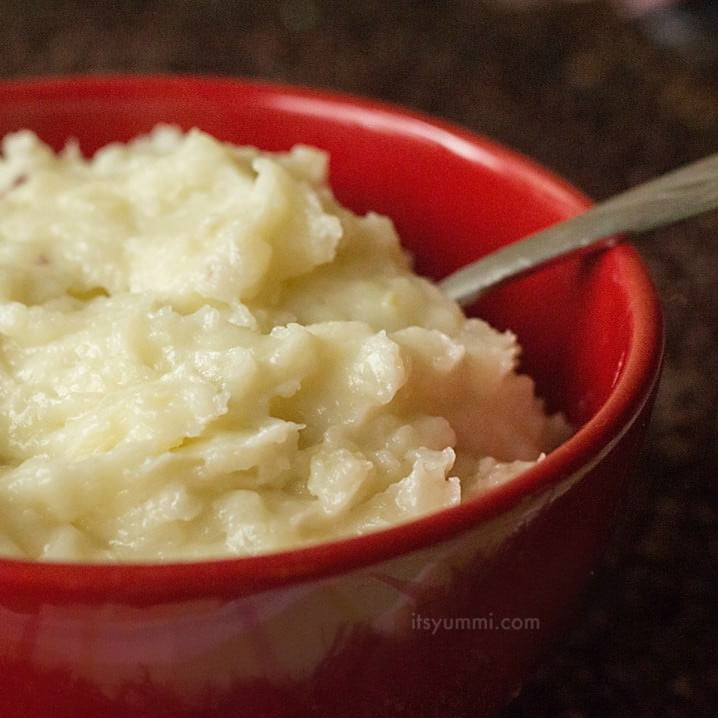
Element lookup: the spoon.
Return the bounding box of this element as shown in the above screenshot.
[439,152,718,305]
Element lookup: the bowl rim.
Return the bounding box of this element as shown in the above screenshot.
[0,74,664,602]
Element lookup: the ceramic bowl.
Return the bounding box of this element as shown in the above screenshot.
[0,75,663,718]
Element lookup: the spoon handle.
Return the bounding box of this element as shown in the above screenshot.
[439,152,718,305]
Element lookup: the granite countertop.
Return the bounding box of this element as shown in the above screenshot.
[2,0,716,715]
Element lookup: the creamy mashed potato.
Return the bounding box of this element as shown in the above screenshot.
[0,126,568,561]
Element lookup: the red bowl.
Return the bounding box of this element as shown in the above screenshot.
[0,75,663,717]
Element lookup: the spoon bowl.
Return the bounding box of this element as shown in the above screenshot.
[0,75,664,718]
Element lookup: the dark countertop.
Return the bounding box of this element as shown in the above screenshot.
[2,1,716,715]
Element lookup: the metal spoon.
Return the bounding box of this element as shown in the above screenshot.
[439,152,718,305]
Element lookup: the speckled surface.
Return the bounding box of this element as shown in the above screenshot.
[1,0,716,715]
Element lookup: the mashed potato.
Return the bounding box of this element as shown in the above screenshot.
[0,126,568,561]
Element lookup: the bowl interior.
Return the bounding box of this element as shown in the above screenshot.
[0,76,662,597]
